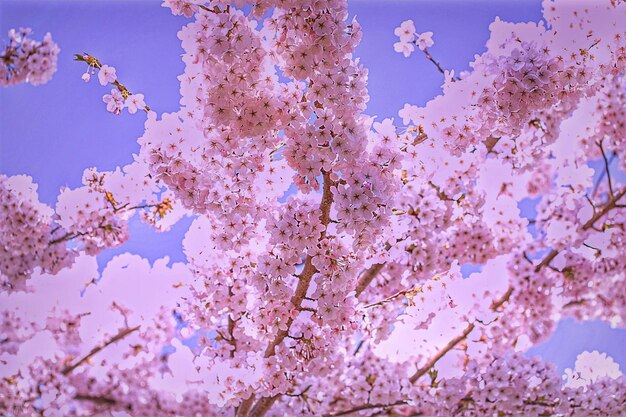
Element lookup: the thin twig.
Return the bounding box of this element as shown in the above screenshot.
[74,53,151,112]
[62,325,140,375]
[363,285,418,309]
[419,47,447,77]
[597,141,615,198]
[592,152,617,198]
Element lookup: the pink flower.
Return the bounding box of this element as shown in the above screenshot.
[394,20,416,43]
[399,103,418,125]
[102,88,123,114]
[416,31,434,50]
[394,41,414,58]
[81,72,90,82]
[125,93,146,114]
[98,64,117,86]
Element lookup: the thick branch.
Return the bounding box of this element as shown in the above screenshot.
[324,399,409,417]
[355,263,384,297]
[237,399,254,417]
[62,325,140,375]
[263,170,334,358]
[74,394,117,405]
[247,395,279,417]
[244,171,334,417]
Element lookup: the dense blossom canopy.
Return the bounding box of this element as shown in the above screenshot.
[1,0,626,416]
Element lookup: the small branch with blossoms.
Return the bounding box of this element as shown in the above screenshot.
[352,186,626,399]
[408,286,514,384]
[393,19,459,80]
[400,187,626,387]
[84,172,174,221]
[61,325,140,375]
[532,185,626,272]
[363,282,425,309]
[74,53,149,115]
[46,196,172,248]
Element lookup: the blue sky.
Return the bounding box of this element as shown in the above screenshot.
[1,0,624,373]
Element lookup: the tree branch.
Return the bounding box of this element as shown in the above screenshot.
[592,151,617,198]
[597,141,615,198]
[355,263,384,297]
[415,45,451,78]
[409,188,626,383]
[247,395,279,417]
[407,287,515,384]
[262,170,334,358]
[62,325,140,375]
[324,399,409,417]
[243,170,335,417]
[74,394,117,405]
[74,53,151,112]
[533,186,626,272]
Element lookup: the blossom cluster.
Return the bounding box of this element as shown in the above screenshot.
[79,58,148,115]
[0,175,74,292]
[393,20,434,57]
[0,27,59,86]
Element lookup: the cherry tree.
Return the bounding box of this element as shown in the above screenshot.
[2,0,626,416]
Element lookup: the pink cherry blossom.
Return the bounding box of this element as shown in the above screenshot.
[394,41,414,58]
[416,31,434,50]
[97,64,117,86]
[102,88,124,114]
[125,93,145,114]
[394,19,416,43]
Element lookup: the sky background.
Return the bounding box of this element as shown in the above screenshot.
[1,0,625,374]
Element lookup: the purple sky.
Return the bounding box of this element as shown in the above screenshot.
[1,0,625,374]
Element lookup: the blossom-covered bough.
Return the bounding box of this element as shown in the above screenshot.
[2,0,626,416]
